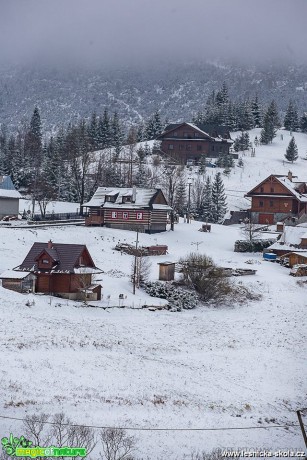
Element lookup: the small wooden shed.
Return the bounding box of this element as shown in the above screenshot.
[0,270,36,293]
[158,262,175,281]
[280,252,307,268]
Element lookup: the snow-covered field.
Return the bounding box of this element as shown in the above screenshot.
[0,129,307,458]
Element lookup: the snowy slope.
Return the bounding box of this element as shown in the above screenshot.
[0,129,307,458]
[0,220,306,458]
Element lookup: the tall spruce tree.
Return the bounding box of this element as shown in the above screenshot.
[251,95,262,127]
[260,101,279,144]
[300,112,307,133]
[174,177,187,216]
[285,137,298,163]
[201,176,213,222]
[284,101,299,132]
[111,111,124,157]
[211,172,227,223]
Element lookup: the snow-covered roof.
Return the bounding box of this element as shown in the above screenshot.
[74,267,103,274]
[83,187,165,208]
[269,226,307,251]
[152,204,172,211]
[0,189,21,199]
[0,270,33,279]
[277,177,307,202]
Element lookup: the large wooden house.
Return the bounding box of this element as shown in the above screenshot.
[245,172,307,225]
[13,241,102,300]
[156,122,233,164]
[83,187,172,233]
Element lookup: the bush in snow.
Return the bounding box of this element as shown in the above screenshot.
[234,239,275,253]
[143,281,199,311]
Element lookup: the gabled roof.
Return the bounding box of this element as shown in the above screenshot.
[83,187,170,210]
[245,174,307,203]
[0,176,16,190]
[0,189,21,199]
[158,122,232,142]
[15,242,97,273]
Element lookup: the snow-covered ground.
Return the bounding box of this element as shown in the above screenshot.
[0,129,307,458]
[0,221,306,458]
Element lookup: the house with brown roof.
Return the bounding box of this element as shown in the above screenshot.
[245,172,307,225]
[156,122,233,164]
[12,240,102,300]
[83,186,172,233]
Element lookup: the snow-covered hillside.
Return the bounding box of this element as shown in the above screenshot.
[0,128,307,458]
[0,219,306,458]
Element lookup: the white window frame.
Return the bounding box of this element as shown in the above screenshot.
[111,211,117,219]
[136,212,143,220]
[123,212,129,219]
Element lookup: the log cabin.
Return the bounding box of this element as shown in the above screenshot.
[13,241,102,300]
[245,172,307,225]
[156,122,233,164]
[83,187,172,233]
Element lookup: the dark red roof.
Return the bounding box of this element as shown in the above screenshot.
[16,242,95,273]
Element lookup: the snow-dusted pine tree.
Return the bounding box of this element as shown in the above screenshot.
[211,172,227,223]
[284,100,299,132]
[285,137,298,163]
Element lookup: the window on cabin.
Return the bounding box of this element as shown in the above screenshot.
[197,145,202,151]
[42,259,49,264]
[260,187,264,192]
[136,212,143,220]
[123,212,128,219]
[111,211,117,219]
[186,144,191,151]
[122,196,132,203]
[270,187,274,193]
[269,200,274,207]
[168,144,174,150]
[173,132,178,137]
[183,132,188,138]
[179,144,184,150]
[259,201,264,207]
[105,196,115,202]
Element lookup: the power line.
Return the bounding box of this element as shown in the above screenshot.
[0,414,300,432]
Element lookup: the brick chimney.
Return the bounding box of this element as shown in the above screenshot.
[287,171,293,182]
[48,240,53,249]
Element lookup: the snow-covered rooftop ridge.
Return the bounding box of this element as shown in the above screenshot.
[83,187,161,208]
[273,225,307,246]
[0,270,32,279]
[277,176,307,202]
[0,189,22,199]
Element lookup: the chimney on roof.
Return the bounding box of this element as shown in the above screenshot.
[48,240,53,249]
[288,171,293,182]
[132,185,136,203]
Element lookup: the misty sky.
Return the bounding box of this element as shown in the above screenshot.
[1,0,307,67]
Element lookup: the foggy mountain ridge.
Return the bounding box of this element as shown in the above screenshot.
[1,60,307,132]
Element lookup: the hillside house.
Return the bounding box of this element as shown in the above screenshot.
[83,187,172,233]
[13,241,102,300]
[245,172,307,225]
[266,224,307,256]
[156,122,233,164]
[280,252,307,268]
[0,176,21,219]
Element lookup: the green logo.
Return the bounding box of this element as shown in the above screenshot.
[1,434,87,458]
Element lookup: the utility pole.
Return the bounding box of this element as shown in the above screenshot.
[187,181,192,224]
[133,230,139,295]
[297,409,307,449]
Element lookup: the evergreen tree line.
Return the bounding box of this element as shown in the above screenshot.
[0,107,166,210]
[172,171,227,224]
[192,82,307,137]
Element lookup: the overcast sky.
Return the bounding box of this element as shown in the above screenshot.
[1,0,306,67]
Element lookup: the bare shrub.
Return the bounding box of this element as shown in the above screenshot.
[179,253,233,302]
[100,428,136,460]
[190,449,225,460]
[23,413,51,446]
